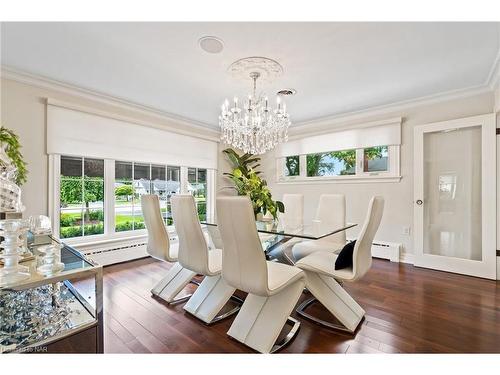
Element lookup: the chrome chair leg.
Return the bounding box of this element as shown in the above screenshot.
[203,295,244,325]
[270,317,301,353]
[168,279,202,305]
[296,297,357,333]
[153,278,202,305]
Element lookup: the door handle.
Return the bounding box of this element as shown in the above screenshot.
[416,199,423,205]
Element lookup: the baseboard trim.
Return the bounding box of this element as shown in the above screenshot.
[399,253,415,265]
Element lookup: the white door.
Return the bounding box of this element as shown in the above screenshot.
[413,114,496,279]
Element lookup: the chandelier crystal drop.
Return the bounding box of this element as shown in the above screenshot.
[219,71,291,155]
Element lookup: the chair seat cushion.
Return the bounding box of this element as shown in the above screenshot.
[207,248,223,275]
[266,261,304,295]
[335,240,356,270]
[292,240,345,261]
[296,251,355,281]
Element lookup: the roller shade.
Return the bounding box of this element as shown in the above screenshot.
[276,119,401,157]
[47,104,218,169]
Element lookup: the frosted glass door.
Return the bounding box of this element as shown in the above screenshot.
[414,114,496,279]
[423,126,482,260]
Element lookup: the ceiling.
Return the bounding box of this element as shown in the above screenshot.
[1,22,499,129]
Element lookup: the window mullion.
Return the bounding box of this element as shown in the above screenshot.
[132,162,135,231]
[81,156,85,237]
[299,155,307,177]
[355,149,363,176]
[104,159,115,236]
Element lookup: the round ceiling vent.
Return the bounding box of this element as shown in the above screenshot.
[277,88,297,96]
[198,36,224,54]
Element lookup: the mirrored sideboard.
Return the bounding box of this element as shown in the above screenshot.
[0,238,103,353]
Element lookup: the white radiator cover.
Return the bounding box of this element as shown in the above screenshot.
[348,238,401,262]
[71,236,178,266]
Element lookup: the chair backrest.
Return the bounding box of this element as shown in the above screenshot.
[352,196,384,280]
[315,194,346,244]
[171,195,210,275]
[216,196,269,296]
[281,194,304,229]
[141,194,174,262]
[217,186,238,197]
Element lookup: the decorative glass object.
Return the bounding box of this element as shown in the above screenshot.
[0,144,24,213]
[29,215,52,235]
[0,219,30,286]
[0,282,75,352]
[17,219,31,256]
[36,244,65,275]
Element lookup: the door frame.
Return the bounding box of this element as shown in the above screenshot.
[413,113,497,279]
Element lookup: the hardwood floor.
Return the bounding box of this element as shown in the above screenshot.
[102,257,500,353]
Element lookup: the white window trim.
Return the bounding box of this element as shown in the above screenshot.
[50,154,215,244]
[276,145,401,184]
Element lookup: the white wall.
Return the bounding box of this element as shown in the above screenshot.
[0,77,217,218]
[1,76,497,262]
[218,92,494,258]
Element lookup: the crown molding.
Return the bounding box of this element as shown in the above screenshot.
[0,65,220,141]
[290,84,493,137]
[487,48,500,91]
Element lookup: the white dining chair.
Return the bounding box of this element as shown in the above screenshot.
[141,195,198,304]
[216,196,306,353]
[280,193,304,229]
[295,196,384,333]
[171,195,242,324]
[292,194,346,261]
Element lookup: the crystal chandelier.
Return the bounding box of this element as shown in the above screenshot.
[219,71,291,155]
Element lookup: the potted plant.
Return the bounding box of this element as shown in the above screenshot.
[223,148,284,220]
[0,126,28,186]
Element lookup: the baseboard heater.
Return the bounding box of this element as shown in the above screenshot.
[76,236,178,266]
[348,238,401,262]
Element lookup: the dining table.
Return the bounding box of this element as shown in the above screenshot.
[201,219,357,264]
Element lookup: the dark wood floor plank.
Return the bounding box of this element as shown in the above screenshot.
[101,257,500,353]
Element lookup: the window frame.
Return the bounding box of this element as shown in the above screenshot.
[50,155,215,244]
[277,145,401,184]
[57,155,106,240]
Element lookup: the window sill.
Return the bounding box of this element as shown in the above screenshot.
[61,227,178,248]
[276,175,402,184]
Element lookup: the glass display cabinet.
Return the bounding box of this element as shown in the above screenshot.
[0,237,103,353]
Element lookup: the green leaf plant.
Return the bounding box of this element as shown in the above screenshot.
[222,148,284,219]
[0,126,28,185]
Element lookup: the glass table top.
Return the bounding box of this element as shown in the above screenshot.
[0,236,96,291]
[201,219,357,240]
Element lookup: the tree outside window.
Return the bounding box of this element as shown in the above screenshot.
[284,155,300,176]
[306,150,356,177]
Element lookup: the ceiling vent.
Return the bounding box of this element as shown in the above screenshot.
[277,88,297,96]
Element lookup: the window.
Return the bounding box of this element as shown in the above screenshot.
[188,167,207,221]
[56,156,213,239]
[284,155,300,176]
[277,145,399,182]
[306,150,356,177]
[363,146,388,173]
[114,161,179,231]
[60,156,104,238]
[166,166,181,225]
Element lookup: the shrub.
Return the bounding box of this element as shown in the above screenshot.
[116,221,133,232]
[84,224,104,235]
[60,226,82,238]
[134,222,145,230]
[60,213,76,227]
[88,210,104,221]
